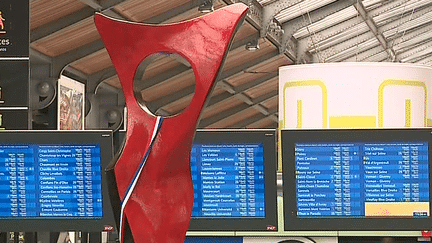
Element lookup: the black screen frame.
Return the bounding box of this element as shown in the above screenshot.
[0,130,116,232]
[282,128,432,231]
[188,129,278,232]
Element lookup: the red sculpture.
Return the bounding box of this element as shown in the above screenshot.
[94,4,248,243]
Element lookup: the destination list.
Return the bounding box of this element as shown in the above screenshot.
[295,142,429,218]
[191,143,265,218]
[0,144,103,218]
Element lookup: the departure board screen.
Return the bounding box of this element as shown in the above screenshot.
[0,144,102,218]
[191,143,265,218]
[0,131,115,233]
[282,129,432,231]
[188,129,277,232]
[295,142,429,218]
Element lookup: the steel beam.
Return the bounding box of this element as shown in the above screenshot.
[99,0,129,10]
[381,7,432,40]
[230,112,270,128]
[235,72,278,91]
[87,67,118,94]
[414,56,432,65]
[362,50,388,62]
[134,65,191,91]
[352,0,397,61]
[145,1,204,24]
[220,50,279,80]
[146,86,196,114]
[219,80,237,94]
[198,90,277,127]
[227,0,264,30]
[229,107,277,128]
[62,66,88,83]
[52,40,106,78]
[30,48,53,64]
[325,36,379,62]
[207,91,233,106]
[400,43,432,63]
[199,103,251,127]
[343,45,384,62]
[391,24,432,53]
[31,8,95,42]
[31,0,128,42]
[92,33,262,93]
[293,6,358,39]
[207,69,277,108]
[398,41,432,60]
[153,52,278,116]
[78,0,102,10]
[305,21,367,54]
[280,0,354,57]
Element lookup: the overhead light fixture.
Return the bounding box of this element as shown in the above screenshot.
[198,0,214,13]
[245,38,260,51]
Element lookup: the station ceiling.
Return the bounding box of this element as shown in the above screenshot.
[29,0,432,129]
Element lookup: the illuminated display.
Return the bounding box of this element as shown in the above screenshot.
[283,129,432,231]
[295,142,429,218]
[191,143,265,218]
[188,129,277,231]
[0,144,102,218]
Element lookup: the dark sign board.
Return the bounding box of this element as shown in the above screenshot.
[0,61,28,107]
[0,0,29,57]
[0,1,30,130]
[0,109,29,129]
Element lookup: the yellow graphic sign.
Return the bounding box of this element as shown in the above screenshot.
[0,10,5,34]
[329,116,376,128]
[378,80,427,127]
[0,114,4,130]
[283,80,328,128]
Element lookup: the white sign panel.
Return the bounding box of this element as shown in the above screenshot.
[279,63,432,129]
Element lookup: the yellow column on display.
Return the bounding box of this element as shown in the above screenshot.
[405,99,411,128]
[297,100,302,129]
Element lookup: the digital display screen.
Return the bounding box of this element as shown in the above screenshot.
[295,142,429,218]
[0,144,102,219]
[282,129,432,231]
[191,143,265,218]
[188,129,277,231]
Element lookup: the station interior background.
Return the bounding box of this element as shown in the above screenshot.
[10,0,432,242]
[31,0,432,131]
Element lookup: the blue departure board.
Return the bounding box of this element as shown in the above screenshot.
[191,143,265,218]
[0,144,102,219]
[295,142,429,218]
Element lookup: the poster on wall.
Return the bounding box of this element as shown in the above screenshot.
[58,75,85,130]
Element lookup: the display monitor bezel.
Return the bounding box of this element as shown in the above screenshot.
[188,129,278,231]
[0,130,116,232]
[282,128,432,231]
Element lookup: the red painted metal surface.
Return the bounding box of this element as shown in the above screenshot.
[95,4,248,243]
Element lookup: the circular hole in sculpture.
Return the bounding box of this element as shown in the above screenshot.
[133,52,196,117]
